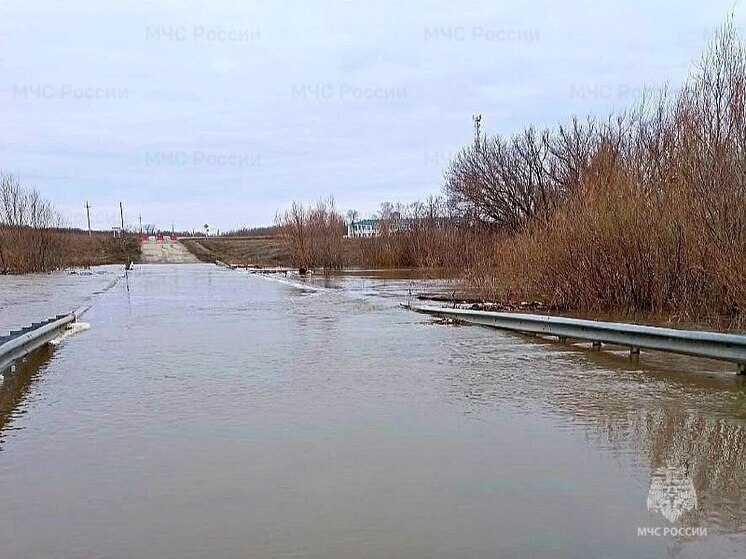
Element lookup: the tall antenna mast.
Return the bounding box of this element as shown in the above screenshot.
[473,114,483,149]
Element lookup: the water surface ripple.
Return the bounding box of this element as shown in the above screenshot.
[0,265,744,558]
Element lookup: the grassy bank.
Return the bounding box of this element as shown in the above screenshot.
[179,235,401,268]
[181,232,488,271]
[0,227,141,274]
[1,174,140,274]
[180,236,294,267]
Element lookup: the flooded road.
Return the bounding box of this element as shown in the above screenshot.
[0,264,744,558]
[0,266,122,334]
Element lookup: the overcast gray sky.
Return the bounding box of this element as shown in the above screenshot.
[0,0,742,231]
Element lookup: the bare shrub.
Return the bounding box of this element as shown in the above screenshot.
[276,197,346,270]
[348,197,497,270]
[0,173,63,273]
[463,21,746,325]
[445,116,598,230]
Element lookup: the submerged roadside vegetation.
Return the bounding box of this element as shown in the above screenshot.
[0,173,140,274]
[275,25,746,327]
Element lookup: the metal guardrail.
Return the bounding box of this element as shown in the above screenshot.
[0,273,125,376]
[402,303,746,374]
[0,314,76,373]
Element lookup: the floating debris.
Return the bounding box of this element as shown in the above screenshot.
[432,317,458,325]
[468,300,558,312]
[49,322,91,346]
[416,293,561,312]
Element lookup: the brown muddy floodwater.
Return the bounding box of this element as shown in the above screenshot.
[0,264,745,558]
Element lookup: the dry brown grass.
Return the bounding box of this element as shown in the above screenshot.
[462,23,746,327]
[351,222,496,270]
[274,195,495,271]
[0,227,140,274]
[181,236,294,267]
[0,173,140,273]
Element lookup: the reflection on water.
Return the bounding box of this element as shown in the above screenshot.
[441,319,746,536]
[0,346,54,449]
[635,412,744,530]
[0,265,744,558]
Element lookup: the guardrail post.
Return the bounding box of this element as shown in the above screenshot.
[402,303,746,373]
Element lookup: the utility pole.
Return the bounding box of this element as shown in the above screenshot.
[171,221,175,235]
[85,201,92,236]
[139,213,143,235]
[119,202,125,232]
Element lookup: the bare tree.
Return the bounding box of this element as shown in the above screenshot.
[0,172,64,272]
[345,209,359,224]
[276,197,346,270]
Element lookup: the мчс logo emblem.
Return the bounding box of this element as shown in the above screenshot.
[646,465,697,523]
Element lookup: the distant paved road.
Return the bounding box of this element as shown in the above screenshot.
[140,241,200,264]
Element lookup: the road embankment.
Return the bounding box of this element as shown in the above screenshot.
[140,241,200,264]
[180,236,292,267]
